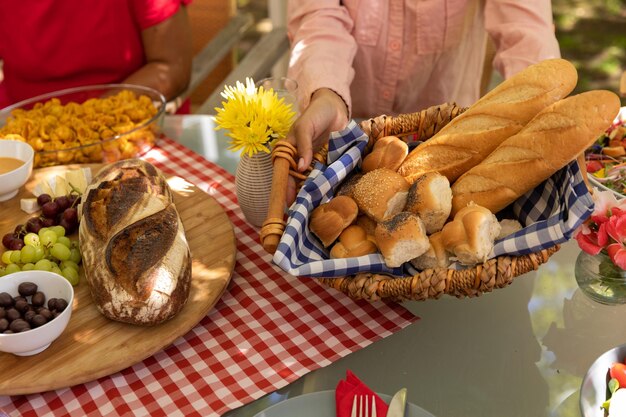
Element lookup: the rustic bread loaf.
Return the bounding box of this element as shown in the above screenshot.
[397,59,578,184]
[79,159,192,326]
[450,90,622,216]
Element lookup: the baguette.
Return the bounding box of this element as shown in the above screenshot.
[398,59,578,183]
[450,90,621,216]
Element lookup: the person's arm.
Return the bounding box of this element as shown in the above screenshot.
[286,1,356,171]
[123,5,192,101]
[484,0,561,79]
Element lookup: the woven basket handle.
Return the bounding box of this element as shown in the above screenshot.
[360,102,466,151]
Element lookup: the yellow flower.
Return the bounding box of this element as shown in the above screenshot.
[214,78,296,157]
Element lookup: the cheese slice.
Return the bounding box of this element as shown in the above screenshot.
[65,168,88,194]
[33,180,54,197]
[20,198,40,214]
[54,175,68,198]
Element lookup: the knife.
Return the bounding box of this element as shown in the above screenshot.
[386,388,407,417]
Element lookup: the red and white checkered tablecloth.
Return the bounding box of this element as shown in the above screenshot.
[0,137,418,417]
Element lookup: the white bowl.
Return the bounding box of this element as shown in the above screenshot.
[0,271,74,356]
[0,140,34,202]
[580,343,626,416]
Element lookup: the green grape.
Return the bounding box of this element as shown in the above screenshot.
[1,251,13,265]
[21,263,35,271]
[5,263,21,274]
[24,233,41,247]
[70,240,80,250]
[50,225,66,237]
[60,260,80,272]
[38,227,49,239]
[50,243,71,261]
[50,264,63,276]
[62,267,80,286]
[0,266,5,277]
[41,230,58,248]
[69,247,82,264]
[34,259,53,271]
[20,245,36,263]
[57,236,71,248]
[33,246,45,262]
[9,251,20,264]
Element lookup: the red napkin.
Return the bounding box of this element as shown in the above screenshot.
[336,370,389,417]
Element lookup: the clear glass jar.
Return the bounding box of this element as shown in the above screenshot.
[575,250,626,305]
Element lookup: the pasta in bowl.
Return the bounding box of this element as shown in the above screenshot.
[0,84,166,168]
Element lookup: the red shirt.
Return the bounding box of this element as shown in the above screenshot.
[0,0,187,109]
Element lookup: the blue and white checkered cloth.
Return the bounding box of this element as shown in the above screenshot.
[273,120,594,278]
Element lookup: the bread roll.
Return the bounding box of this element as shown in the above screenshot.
[361,136,408,173]
[353,168,409,222]
[336,172,363,200]
[398,59,578,184]
[450,90,621,216]
[329,225,378,258]
[405,172,452,234]
[410,231,450,270]
[375,212,430,268]
[440,204,501,265]
[309,195,359,247]
[356,214,378,243]
[79,159,192,326]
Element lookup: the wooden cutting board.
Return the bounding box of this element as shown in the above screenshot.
[0,164,237,395]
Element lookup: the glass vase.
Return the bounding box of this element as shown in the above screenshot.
[575,250,626,305]
[235,151,274,227]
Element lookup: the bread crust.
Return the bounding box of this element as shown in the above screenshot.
[405,172,452,234]
[451,90,622,215]
[374,212,430,268]
[353,168,409,222]
[398,59,578,184]
[79,159,192,326]
[309,195,359,247]
[361,136,408,173]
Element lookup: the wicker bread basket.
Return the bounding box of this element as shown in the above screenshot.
[260,103,568,302]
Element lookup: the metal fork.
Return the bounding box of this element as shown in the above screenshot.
[351,394,377,417]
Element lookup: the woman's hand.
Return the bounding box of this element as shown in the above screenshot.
[284,88,349,205]
[287,88,349,172]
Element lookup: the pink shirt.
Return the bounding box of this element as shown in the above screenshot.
[0,0,189,109]
[287,0,561,118]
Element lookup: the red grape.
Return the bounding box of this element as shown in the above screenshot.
[62,208,78,224]
[59,218,76,235]
[41,216,56,227]
[55,196,70,211]
[36,193,52,207]
[8,238,24,251]
[25,217,43,234]
[41,201,60,219]
[2,233,15,249]
[14,224,26,238]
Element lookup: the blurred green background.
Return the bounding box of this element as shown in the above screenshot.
[553,0,626,104]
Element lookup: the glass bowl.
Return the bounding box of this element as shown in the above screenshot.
[0,84,166,168]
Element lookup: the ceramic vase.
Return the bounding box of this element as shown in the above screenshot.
[575,250,626,305]
[235,151,274,227]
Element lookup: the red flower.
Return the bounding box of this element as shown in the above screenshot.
[606,209,626,270]
[575,190,626,270]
